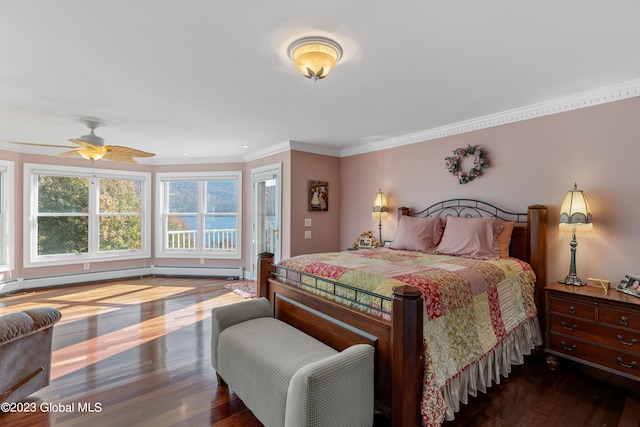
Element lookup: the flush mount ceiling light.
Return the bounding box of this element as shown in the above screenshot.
[287,36,343,82]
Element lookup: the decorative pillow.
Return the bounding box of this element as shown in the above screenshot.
[436,217,503,260]
[496,221,515,258]
[390,216,444,253]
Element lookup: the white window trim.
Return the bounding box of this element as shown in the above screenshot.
[0,160,14,273]
[23,163,151,268]
[155,170,242,259]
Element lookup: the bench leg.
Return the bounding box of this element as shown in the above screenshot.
[216,372,228,387]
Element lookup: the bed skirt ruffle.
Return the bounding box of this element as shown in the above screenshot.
[442,317,543,421]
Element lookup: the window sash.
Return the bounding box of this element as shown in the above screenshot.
[0,160,14,272]
[156,171,241,259]
[24,164,151,267]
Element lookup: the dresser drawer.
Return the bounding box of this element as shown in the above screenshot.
[548,332,640,380]
[548,295,595,320]
[549,313,640,354]
[598,303,640,330]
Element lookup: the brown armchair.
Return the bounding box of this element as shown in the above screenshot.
[0,307,61,403]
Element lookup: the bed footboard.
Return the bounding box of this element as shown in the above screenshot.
[257,252,423,427]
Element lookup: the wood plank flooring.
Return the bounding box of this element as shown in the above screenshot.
[0,277,637,427]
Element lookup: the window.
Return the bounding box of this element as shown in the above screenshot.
[24,164,151,267]
[0,160,14,272]
[156,171,241,259]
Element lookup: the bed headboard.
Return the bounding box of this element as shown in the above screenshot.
[398,199,548,320]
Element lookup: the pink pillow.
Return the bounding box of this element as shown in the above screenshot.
[390,216,444,253]
[436,217,502,260]
[496,221,515,258]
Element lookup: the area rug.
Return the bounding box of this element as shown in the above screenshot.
[224,280,257,299]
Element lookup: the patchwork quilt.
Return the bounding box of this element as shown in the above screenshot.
[277,247,538,427]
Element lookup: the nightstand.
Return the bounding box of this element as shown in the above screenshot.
[545,282,640,381]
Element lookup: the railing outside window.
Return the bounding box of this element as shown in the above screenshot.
[167,228,237,250]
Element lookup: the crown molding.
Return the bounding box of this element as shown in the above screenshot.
[288,140,342,157]
[148,154,246,165]
[340,78,640,158]
[242,140,342,162]
[242,140,292,162]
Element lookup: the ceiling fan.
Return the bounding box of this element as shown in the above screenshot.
[9,118,155,163]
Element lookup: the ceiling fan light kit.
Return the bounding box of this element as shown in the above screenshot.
[288,36,343,82]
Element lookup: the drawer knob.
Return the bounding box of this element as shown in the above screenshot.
[561,321,578,331]
[616,357,638,369]
[561,341,577,351]
[616,335,638,346]
[619,316,629,326]
[568,306,576,315]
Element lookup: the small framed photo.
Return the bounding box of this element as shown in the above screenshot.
[617,274,640,297]
[383,240,392,248]
[308,181,328,212]
[358,237,372,249]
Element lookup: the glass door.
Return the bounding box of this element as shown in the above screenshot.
[251,163,281,278]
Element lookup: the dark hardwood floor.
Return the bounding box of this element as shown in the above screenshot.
[0,277,637,427]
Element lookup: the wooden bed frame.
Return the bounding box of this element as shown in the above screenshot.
[257,200,548,427]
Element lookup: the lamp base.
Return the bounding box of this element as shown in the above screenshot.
[560,274,587,286]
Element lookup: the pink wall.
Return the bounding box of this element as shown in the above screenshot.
[3,95,639,286]
[340,96,640,286]
[290,151,341,256]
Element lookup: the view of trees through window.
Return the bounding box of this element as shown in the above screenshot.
[37,175,143,256]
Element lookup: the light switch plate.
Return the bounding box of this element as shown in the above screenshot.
[305,218,312,227]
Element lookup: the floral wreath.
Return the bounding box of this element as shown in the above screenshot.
[444,145,489,184]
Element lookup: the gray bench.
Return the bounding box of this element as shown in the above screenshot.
[211,297,374,427]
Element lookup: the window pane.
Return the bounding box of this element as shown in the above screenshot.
[100,216,142,251]
[37,216,88,255]
[38,176,89,213]
[100,179,142,213]
[204,216,236,249]
[168,181,198,213]
[206,180,237,213]
[167,215,197,249]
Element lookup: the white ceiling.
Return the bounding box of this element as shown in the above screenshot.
[1,1,639,164]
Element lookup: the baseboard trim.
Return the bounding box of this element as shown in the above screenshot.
[0,266,243,294]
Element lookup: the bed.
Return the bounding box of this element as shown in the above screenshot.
[257,199,548,427]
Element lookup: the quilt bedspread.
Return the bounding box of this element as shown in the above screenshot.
[277,247,538,427]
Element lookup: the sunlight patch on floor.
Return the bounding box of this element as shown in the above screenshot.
[50,291,243,380]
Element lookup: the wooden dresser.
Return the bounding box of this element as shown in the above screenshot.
[545,282,640,381]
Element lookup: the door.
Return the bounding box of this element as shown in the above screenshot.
[251,163,281,279]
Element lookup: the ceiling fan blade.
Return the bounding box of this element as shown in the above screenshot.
[58,149,84,157]
[9,141,77,149]
[69,138,98,148]
[101,151,137,163]
[107,145,156,158]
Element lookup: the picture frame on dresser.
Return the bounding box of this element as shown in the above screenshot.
[358,237,373,248]
[618,274,640,297]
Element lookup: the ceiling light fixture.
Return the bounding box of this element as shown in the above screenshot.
[287,36,343,82]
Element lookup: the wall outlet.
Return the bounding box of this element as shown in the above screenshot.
[304,230,312,239]
[83,263,90,270]
[304,218,312,227]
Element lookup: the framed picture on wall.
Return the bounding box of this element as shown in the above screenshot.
[308,181,328,211]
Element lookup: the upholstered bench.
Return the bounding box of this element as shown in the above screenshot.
[0,307,62,403]
[211,298,374,427]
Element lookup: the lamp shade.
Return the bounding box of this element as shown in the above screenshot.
[288,37,343,82]
[559,183,593,237]
[560,183,592,225]
[372,189,388,219]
